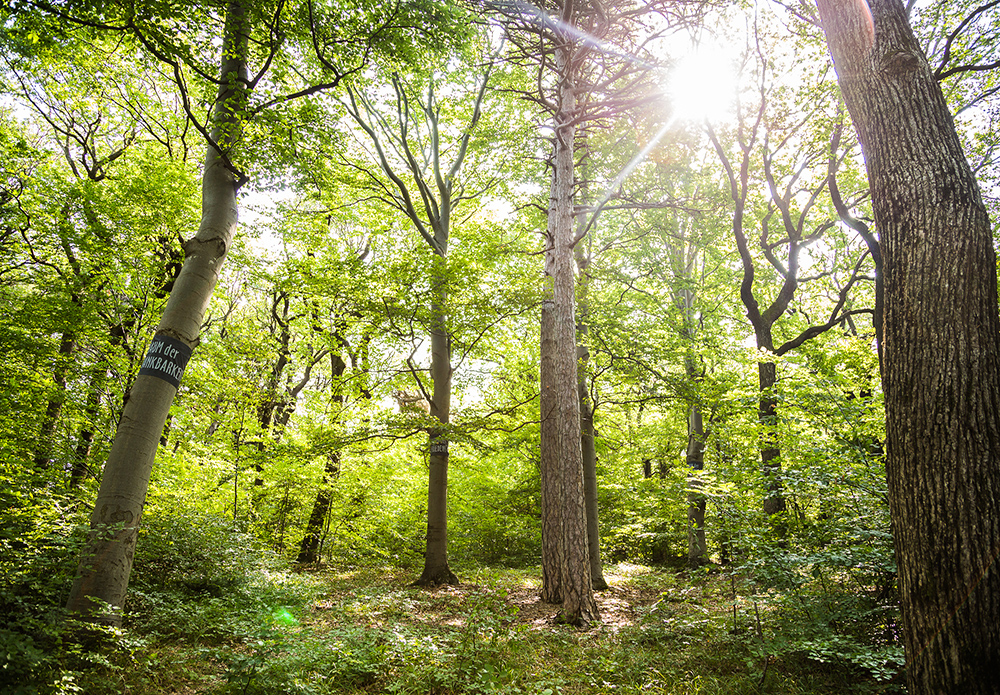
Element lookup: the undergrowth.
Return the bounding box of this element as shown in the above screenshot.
[2,496,903,695]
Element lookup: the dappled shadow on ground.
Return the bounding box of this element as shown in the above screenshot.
[308,562,684,634]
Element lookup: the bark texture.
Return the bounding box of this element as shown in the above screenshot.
[817,0,1000,691]
[539,29,598,624]
[65,0,248,627]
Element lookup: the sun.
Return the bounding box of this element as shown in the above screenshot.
[667,46,739,123]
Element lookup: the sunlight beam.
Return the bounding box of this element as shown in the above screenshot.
[575,116,677,244]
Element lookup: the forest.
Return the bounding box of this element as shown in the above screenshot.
[1,0,999,693]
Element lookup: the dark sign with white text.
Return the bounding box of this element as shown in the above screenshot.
[139,335,192,389]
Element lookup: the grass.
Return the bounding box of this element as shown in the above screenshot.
[73,563,903,695]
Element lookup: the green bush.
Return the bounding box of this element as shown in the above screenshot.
[0,473,109,695]
[131,509,265,598]
[126,506,318,644]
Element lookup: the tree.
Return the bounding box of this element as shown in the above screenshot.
[574,233,608,589]
[533,0,599,623]
[338,51,494,585]
[65,0,250,627]
[816,0,1000,691]
[707,18,872,519]
[0,31,196,482]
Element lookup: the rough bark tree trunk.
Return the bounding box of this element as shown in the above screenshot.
[817,0,1000,691]
[65,0,248,628]
[539,31,598,625]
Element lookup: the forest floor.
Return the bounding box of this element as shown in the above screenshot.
[106,563,900,695]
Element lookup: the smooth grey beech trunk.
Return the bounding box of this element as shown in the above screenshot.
[539,24,599,625]
[342,70,491,586]
[817,0,1000,691]
[65,0,248,627]
[685,400,708,566]
[416,274,458,585]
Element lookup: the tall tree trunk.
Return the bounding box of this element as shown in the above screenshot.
[341,70,487,588]
[299,322,370,564]
[254,291,292,486]
[65,0,248,628]
[817,0,1000,691]
[416,264,458,585]
[539,33,598,625]
[685,400,708,566]
[575,244,607,590]
[69,365,105,488]
[34,331,76,470]
[672,217,710,567]
[296,450,340,564]
[757,355,785,517]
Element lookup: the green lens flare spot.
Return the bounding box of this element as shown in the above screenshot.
[272,606,298,626]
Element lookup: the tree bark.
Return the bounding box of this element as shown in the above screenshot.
[817,0,1000,691]
[69,365,104,488]
[65,0,248,628]
[757,356,786,517]
[685,398,708,567]
[415,267,458,585]
[539,29,598,625]
[575,242,607,590]
[34,330,77,470]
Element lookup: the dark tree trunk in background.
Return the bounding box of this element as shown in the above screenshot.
[576,243,607,591]
[818,0,1000,691]
[297,349,348,564]
[757,355,785,517]
[69,365,104,488]
[254,291,292,486]
[685,401,708,567]
[342,68,492,588]
[34,331,76,470]
[296,451,340,564]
